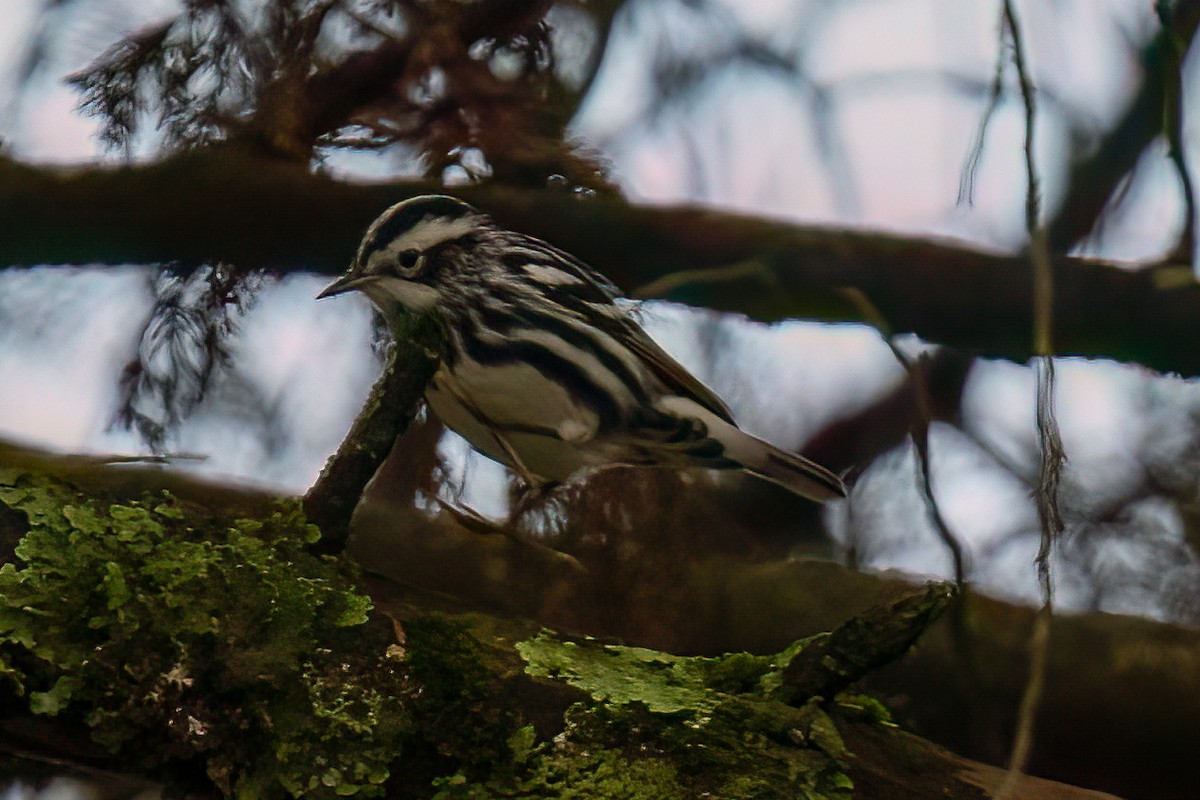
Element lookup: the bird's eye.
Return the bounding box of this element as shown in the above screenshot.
[398,249,420,271]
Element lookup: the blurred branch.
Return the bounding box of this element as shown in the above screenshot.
[1046,0,1200,252]
[4,149,1200,375]
[906,370,967,587]
[297,0,554,148]
[260,0,610,186]
[802,347,974,476]
[863,588,1200,800]
[839,289,967,585]
[65,0,607,186]
[1157,0,1197,263]
[563,0,626,100]
[957,41,1007,206]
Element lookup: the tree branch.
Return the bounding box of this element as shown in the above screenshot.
[3,149,1200,375]
[302,314,442,553]
[1,437,1193,798]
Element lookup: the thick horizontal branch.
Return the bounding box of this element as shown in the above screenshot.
[2,149,1199,375]
[353,487,1199,800]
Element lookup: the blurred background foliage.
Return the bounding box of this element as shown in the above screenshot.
[2,1,1200,797]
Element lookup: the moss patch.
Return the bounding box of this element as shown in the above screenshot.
[517,634,726,714]
[513,631,854,799]
[0,469,405,798]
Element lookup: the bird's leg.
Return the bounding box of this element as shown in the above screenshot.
[436,369,547,496]
[470,420,563,525]
[433,492,583,573]
[433,495,503,536]
[431,366,571,549]
[431,474,553,535]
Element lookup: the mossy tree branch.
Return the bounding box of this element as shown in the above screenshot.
[4,456,1113,800]
[0,441,1183,797]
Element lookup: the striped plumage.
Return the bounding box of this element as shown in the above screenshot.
[318,195,845,503]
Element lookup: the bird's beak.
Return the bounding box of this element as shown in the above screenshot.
[317,272,368,299]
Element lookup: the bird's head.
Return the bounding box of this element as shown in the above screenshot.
[317,195,489,315]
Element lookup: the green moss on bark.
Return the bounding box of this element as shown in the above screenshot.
[0,468,406,798]
[0,468,874,799]
[508,631,854,799]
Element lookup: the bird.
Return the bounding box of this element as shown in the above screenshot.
[318,195,845,507]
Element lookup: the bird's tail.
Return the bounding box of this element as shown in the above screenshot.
[717,422,846,502]
[749,441,846,502]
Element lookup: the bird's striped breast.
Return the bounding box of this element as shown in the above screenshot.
[444,294,651,433]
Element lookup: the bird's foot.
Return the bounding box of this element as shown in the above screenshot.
[435,496,504,536]
[434,494,584,573]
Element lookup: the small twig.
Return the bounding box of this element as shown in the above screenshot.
[999,600,1052,794]
[0,737,156,789]
[303,313,443,553]
[1033,358,1065,584]
[1046,1,1200,251]
[632,259,780,299]
[904,352,967,587]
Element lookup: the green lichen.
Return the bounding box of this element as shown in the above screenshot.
[515,630,826,715]
[0,470,407,799]
[835,692,894,725]
[516,634,722,714]
[514,632,854,799]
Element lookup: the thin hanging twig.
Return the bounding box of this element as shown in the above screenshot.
[958,32,1008,206]
[996,2,1065,797]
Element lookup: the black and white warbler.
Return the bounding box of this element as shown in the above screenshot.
[318,195,845,503]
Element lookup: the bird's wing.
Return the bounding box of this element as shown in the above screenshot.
[518,236,737,425]
[618,325,736,423]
